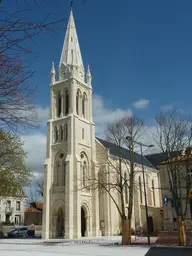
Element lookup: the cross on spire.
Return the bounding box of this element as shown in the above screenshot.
[70,0,73,8]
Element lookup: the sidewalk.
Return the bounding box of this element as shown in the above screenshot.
[42,235,158,245]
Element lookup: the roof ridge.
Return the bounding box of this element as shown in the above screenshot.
[96,137,156,170]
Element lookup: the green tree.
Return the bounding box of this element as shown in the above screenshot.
[0,130,31,197]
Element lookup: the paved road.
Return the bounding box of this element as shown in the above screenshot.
[0,242,148,256]
[145,247,192,256]
[0,239,191,255]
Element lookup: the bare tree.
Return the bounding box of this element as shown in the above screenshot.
[25,179,43,212]
[84,116,144,245]
[25,187,42,212]
[154,110,192,246]
[0,1,63,134]
[36,180,43,198]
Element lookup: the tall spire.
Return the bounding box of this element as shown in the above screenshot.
[59,9,84,71]
[86,65,92,86]
[50,62,56,84]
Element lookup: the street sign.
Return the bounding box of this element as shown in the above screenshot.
[160,208,163,215]
[188,188,192,199]
[163,196,168,205]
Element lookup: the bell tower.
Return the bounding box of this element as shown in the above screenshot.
[42,9,100,240]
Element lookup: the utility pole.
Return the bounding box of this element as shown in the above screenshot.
[125,136,154,246]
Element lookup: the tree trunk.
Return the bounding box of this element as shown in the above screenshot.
[177,216,186,246]
[122,218,131,245]
[127,218,131,244]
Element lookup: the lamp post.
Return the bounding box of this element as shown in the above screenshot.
[125,136,154,246]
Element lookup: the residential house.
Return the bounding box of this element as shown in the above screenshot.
[0,197,25,225]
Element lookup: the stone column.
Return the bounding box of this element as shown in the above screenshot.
[42,163,51,240]
[58,161,62,187]
[92,164,101,236]
[79,94,82,117]
[103,165,111,236]
[63,92,66,116]
[70,80,75,114]
[64,158,74,239]
[53,93,56,119]
[61,92,64,117]
[85,216,90,237]
[74,158,81,238]
[104,193,111,235]
[89,90,92,122]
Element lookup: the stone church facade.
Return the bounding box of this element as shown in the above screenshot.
[42,9,162,240]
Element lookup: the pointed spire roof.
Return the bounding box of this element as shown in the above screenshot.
[86,65,92,77]
[59,9,84,70]
[51,62,56,74]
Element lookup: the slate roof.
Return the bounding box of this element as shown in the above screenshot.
[26,203,43,212]
[145,151,180,169]
[96,137,156,170]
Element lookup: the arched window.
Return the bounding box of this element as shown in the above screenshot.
[57,92,62,117]
[65,90,69,115]
[55,161,60,186]
[82,93,87,118]
[124,172,128,204]
[64,124,68,141]
[59,125,63,142]
[54,127,58,143]
[81,153,88,188]
[152,180,155,206]
[63,161,66,186]
[76,90,80,115]
[139,176,143,204]
[82,161,86,187]
[54,152,66,187]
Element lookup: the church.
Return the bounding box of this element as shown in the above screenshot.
[42,9,162,240]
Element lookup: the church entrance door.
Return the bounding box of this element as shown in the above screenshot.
[81,207,86,237]
[56,207,64,238]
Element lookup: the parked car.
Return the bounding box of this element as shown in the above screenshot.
[7,227,29,238]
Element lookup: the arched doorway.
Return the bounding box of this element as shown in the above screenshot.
[56,207,64,238]
[81,207,86,237]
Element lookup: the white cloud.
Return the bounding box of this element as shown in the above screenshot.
[133,99,149,109]
[160,104,184,114]
[160,104,174,112]
[135,125,161,155]
[93,94,132,137]
[36,105,49,127]
[21,132,46,178]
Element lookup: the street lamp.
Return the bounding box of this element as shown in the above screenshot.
[125,136,154,246]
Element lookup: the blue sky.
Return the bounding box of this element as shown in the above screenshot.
[4,0,192,178]
[8,0,192,116]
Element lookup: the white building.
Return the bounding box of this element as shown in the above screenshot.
[42,9,162,240]
[0,197,25,225]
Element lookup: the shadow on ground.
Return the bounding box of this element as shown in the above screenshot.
[145,247,192,256]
